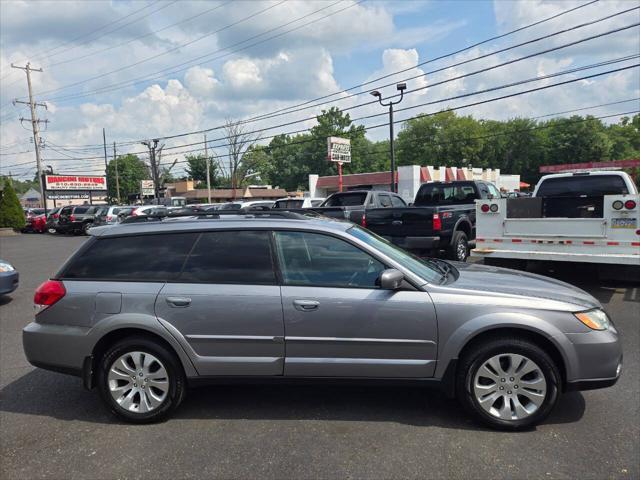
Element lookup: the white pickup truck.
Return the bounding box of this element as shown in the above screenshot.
[471,171,639,267]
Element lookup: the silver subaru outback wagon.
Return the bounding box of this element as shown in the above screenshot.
[23,215,622,429]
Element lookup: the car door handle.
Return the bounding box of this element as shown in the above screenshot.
[166,296,191,308]
[293,299,319,311]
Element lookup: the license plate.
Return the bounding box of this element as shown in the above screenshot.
[611,217,637,229]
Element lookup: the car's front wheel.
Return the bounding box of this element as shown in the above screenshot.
[97,337,186,423]
[457,336,560,430]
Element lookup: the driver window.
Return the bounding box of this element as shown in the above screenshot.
[274,231,385,288]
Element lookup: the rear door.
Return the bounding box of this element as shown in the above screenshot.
[275,230,438,378]
[155,230,285,376]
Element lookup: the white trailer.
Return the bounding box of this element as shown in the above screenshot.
[471,172,639,266]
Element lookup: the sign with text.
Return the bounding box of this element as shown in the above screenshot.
[45,175,107,191]
[327,137,351,163]
[46,191,90,200]
[140,180,154,196]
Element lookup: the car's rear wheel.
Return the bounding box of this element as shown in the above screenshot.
[456,337,560,430]
[97,337,186,423]
[448,231,468,262]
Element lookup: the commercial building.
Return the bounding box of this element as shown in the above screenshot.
[309,165,521,204]
[165,180,288,203]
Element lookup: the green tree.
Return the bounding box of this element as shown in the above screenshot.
[106,154,149,202]
[185,154,217,188]
[0,181,26,230]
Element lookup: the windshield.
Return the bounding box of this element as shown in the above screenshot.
[347,226,444,284]
[414,183,477,206]
[323,192,368,207]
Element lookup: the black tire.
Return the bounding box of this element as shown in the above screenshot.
[447,231,469,262]
[97,336,186,423]
[456,336,560,431]
[82,222,92,235]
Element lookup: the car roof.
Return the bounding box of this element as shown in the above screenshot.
[90,216,352,237]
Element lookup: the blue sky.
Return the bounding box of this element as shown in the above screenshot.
[1,0,638,179]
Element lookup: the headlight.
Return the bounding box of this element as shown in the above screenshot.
[574,309,610,331]
[0,262,15,273]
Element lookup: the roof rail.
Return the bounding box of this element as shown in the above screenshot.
[119,209,315,224]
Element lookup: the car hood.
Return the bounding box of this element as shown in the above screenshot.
[437,262,601,311]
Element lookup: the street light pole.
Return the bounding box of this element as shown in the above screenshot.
[371,83,406,193]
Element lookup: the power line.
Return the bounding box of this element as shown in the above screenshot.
[28,0,299,98]
[6,0,604,150]
[16,108,639,178]
[47,1,233,68]
[24,12,640,156]
[4,61,636,172]
[0,1,167,81]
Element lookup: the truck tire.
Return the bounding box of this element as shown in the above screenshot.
[447,231,469,262]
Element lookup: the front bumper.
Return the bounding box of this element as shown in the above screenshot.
[22,321,91,377]
[560,328,623,391]
[0,270,19,294]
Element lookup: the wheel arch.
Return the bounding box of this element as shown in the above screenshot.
[85,326,197,389]
[452,217,472,243]
[438,322,572,397]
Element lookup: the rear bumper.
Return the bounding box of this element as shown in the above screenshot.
[22,321,91,377]
[0,270,19,294]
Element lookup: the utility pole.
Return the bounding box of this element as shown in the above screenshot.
[113,142,121,203]
[204,134,212,203]
[11,62,48,211]
[102,128,108,176]
[370,83,406,193]
[142,139,160,203]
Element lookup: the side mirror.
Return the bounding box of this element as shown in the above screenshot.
[379,268,404,290]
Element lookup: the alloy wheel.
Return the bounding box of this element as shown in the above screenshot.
[107,351,169,413]
[473,353,547,421]
[457,238,468,261]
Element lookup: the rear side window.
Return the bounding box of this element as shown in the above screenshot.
[179,231,275,284]
[414,183,477,206]
[379,195,392,207]
[536,175,629,197]
[73,206,89,214]
[63,233,198,281]
[274,199,303,209]
[323,192,368,206]
[390,196,406,207]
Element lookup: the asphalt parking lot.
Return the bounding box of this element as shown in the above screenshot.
[1,233,638,480]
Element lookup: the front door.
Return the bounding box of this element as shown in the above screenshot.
[155,230,285,376]
[274,230,437,378]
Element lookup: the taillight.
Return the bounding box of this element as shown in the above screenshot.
[490,203,499,213]
[106,215,112,221]
[624,200,636,210]
[433,213,442,231]
[481,204,490,213]
[131,208,139,216]
[612,200,623,210]
[361,213,367,228]
[69,214,76,222]
[34,280,66,311]
[53,213,59,219]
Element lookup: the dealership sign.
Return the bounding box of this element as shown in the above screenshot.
[46,191,90,200]
[45,175,107,191]
[327,137,351,163]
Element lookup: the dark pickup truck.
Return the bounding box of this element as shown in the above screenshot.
[364,180,501,261]
[309,190,407,221]
[56,205,101,235]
